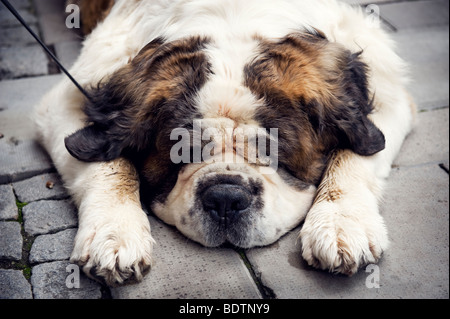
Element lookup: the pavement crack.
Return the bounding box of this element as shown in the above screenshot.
[234,248,277,299]
[439,163,449,175]
[0,190,35,283]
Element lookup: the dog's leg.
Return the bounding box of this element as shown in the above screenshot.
[299,149,388,275]
[69,157,154,286]
[299,89,415,275]
[34,80,154,286]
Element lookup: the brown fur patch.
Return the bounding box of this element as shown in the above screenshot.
[245,31,385,184]
[245,32,344,184]
[313,150,350,205]
[93,158,140,204]
[130,37,212,125]
[405,90,418,120]
[77,0,115,35]
[65,36,212,166]
[336,231,357,275]
[247,32,344,106]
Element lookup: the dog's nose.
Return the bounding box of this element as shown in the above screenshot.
[202,184,252,225]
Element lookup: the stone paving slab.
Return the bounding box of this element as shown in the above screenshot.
[0,139,54,184]
[0,25,40,46]
[443,159,449,172]
[0,0,33,11]
[0,8,37,28]
[379,164,448,298]
[22,199,78,236]
[246,163,449,299]
[0,184,18,220]
[0,46,48,80]
[379,0,449,30]
[0,75,63,139]
[111,215,262,299]
[0,75,63,184]
[13,172,69,203]
[0,222,23,261]
[374,1,450,111]
[31,260,103,299]
[0,269,33,299]
[392,26,449,111]
[29,228,76,264]
[394,108,449,167]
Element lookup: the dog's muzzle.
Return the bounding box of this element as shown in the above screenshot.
[201,183,252,226]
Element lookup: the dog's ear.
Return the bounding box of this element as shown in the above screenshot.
[64,36,211,163]
[65,125,123,162]
[330,52,385,156]
[63,71,141,163]
[64,39,165,162]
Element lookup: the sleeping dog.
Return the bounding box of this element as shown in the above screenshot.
[35,0,414,286]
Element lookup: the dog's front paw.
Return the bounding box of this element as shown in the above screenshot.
[70,206,155,286]
[299,198,389,276]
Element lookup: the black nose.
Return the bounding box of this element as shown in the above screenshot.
[202,184,252,225]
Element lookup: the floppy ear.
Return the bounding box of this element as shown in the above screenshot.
[63,72,140,163]
[335,113,386,156]
[332,52,385,156]
[64,125,123,162]
[64,38,165,162]
[64,36,211,163]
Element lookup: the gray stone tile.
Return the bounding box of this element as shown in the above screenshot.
[0,74,63,140]
[23,200,77,236]
[246,164,449,298]
[0,25,40,46]
[0,76,62,184]
[379,164,449,298]
[0,9,37,28]
[31,260,102,299]
[442,159,449,173]
[13,172,69,203]
[0,45,48,80]
[0,269,33,299]
[0,221,23,261]
[394,108,449,167]
[29,228,76,264]
[0,184,18,221]
[379,0,449,30]
[0,0,33,11]
[0,138,53,184]
[111,216,261,299]
[393,26,449,110]
[0,75,63,183]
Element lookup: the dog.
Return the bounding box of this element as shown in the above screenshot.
[34,0,415,286]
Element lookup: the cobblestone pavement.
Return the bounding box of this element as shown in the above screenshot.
[0,0,448,299]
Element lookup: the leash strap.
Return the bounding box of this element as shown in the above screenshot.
[1,0,92,101]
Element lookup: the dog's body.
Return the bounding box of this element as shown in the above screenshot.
[35,0,414,285]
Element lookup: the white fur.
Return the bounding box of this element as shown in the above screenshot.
[34,0,413,284]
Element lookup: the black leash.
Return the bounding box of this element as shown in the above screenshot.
[1,0,92,101]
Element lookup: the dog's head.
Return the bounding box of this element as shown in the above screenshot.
[65,31,385,248]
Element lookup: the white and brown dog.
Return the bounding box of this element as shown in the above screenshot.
[34,0,415,286]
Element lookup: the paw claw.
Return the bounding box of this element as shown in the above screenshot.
[299,201,388,276]
[70,212,154,286]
